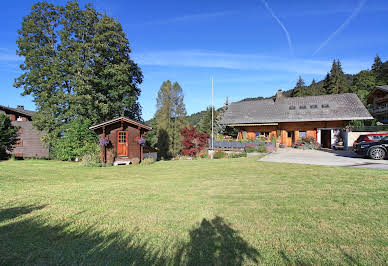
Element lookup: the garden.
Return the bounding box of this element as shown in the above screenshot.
[0,157,387,264]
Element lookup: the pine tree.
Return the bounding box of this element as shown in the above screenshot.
[14,1,143,144]
[291,76,306,97]
[372,55,383,73]
[322,73,331,95]
[309,79,318,96]
[327,59,349,94]
[154,80,188,157]
[351,70,376,104]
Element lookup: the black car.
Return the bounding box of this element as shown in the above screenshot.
[354,136,388,160]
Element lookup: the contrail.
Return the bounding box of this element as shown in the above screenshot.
[313,0,367,56]
[261,0,294,56]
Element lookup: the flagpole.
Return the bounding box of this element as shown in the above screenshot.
[211,76,214,150]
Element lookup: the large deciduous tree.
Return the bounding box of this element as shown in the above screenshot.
[154,80,188,158]
[14,1,143,144]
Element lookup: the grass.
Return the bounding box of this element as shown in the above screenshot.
[0,157,387,265]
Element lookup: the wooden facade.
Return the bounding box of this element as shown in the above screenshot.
[0,105,49,158]
[90,117,151,164]
[235,120,348,148]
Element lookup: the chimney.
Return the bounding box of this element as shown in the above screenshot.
[275,89,284,103]
[17,105,24,110]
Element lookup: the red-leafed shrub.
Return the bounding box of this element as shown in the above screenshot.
[181,126,208,157]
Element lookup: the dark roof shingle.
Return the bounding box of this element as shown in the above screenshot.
[220,93,373,124]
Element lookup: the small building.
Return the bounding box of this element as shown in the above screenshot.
[367,85,388,124]
[220,91,373,148]
[89,117,152,164]
[0,105,49,158]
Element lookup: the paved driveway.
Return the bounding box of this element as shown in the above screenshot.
[260,148,388,170]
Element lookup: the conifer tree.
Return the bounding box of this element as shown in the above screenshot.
[309,79,318,96]
[291,76,306,97]
[154,80,188,157]
[327,60,349,94]
[322,73,331,95]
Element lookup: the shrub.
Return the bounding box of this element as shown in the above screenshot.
[82,153,100,167]
[294,136,320,150]
[257,144,267,153]
[51,118,98,161]
[141,157,154,165]
[181,126,208,157]
[131,157,140,165]
[0,114,18,159]
[213,151,227,159]
[199,151,208,159]
[228,152,247,158]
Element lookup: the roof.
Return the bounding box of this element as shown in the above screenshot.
[89,117,152,131]
[220,93,373,125]
[367,85,388,104]
[0,105,36,117]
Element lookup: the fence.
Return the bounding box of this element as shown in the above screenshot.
[348,125,388,132]
[209,140,276,150]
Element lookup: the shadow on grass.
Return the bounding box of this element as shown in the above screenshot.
[0,206,260,265]
[174,216,260,265]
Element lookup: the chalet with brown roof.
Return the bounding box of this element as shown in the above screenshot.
[367,85,388,124]
[220,91,373,148]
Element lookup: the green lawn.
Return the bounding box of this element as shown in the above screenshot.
[0,157,387,265]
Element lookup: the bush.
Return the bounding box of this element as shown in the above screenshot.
[0,114,18,159]
[131,157,140,165]
[199,151,208,159]
[294,136,320,150]
[213,151,227,159]
[51,118,98,161]
[257,144,267,153]
[228,152,247,158]
[82,153,100,167]
[141,157,154,165]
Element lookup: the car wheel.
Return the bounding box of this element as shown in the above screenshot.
[369,147,386,160]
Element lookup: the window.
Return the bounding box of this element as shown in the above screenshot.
[310,105,318,109]
[118,132,127,143]
[322,104,329,108]
[299,105,306,109]
[289,106,296,110]
[17,116,23,121]
[287,131,293,138]
[299,131,306,139]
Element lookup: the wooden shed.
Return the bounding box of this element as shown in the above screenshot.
[89,117,152,164]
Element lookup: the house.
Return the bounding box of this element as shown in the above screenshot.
[0,105,49,158]
[367,85,388,124]
[89,117,152,164]
[220,91,373,148]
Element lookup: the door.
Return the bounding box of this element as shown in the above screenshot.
[117,131,128,156]
[286,131,294,146]
[321,130,331,148]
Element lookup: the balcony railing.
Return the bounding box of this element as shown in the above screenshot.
[369,105,388,115]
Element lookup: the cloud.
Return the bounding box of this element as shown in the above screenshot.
[134,49,369,75]
[312,0,367,56]
[132,11,235,26]
[260,0,293,56]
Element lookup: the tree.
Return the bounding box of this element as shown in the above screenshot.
[372,55,383,74]
[154,80,188,157]
[322,73,331,95]
[350,70,376,105]
[51,118,99,161]
[14,1,143,144]
[327,60,349,94]
[309,79,318,96]
[181,126,208,157]
[0,114,19,158]
[291,76,306,97]
[199,106,216,136]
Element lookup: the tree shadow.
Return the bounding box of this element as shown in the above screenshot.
[0,204,47,223]
[174,216,260,265]
[157,128,171,160]
[0,206,260,265]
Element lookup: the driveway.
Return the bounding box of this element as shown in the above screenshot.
[260,148,388,170]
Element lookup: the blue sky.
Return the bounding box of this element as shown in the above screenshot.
[1,0,388,120]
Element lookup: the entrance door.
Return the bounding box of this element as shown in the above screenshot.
[321,130,331,148]
[117,131,128,156]
[286,131,294,147]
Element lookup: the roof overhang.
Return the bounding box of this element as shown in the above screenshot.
[89,117,152,131]
[227,123,279,127]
